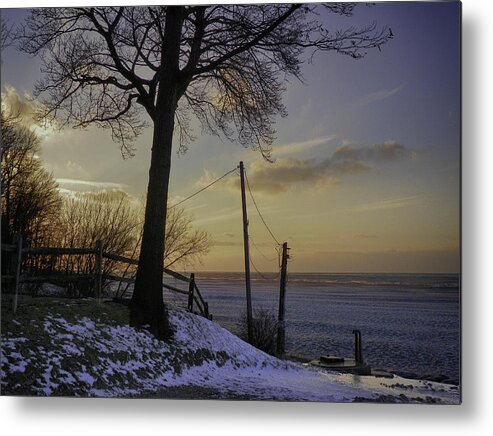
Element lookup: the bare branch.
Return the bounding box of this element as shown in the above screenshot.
[18,4,392,156]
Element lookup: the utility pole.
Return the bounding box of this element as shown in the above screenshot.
[277,242,289,357]
[239,161,253,343]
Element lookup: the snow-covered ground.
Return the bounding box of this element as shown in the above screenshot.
[1,307,460,403]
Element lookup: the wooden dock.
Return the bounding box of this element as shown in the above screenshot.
[308,355,394,378]
[309,355,372,375]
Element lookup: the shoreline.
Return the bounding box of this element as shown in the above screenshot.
[1,296,460,403]
[285,354,460,386]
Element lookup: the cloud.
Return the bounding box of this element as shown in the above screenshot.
[183,204,208,212]
[330,140,416,163]
[348,195,423,213]
[244,140,415,194]
[194,140,415,196]
[57,188,141,210]
[354,234,377,240]
[195,168,219,188]
[355,84,405,106]
[1,85,37,125]
[272,135,337,157]
[45,160,92,180]
[244,158,338,194]
[193,207,242,225]
[213,240,241,247]
[195,167,241,195]
[1,85,55,139]
[55,178,127,193]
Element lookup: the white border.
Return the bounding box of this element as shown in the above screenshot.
[2,0,492,435]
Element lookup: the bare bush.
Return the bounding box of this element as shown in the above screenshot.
[237,307,278,356]
[49,191,141,291]
[163,207,210,269]
[47,193,211,297]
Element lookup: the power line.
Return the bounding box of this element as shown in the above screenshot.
[169,166,238,209]
[249,255,279,281]
[244,170,281,246]
[249,234,278,262]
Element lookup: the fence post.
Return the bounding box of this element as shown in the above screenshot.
[95,240,103,300]
[188,273,195,312]
[12,234,23,314]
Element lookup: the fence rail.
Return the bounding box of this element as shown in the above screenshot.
[1,236,212,319]
[102,251,137,265]
[101,251,191,283]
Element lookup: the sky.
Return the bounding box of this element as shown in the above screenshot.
[0,2,461,273]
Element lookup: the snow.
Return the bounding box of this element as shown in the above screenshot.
[36,283,67,296]
[1,308,460,402]
[165,310,459,403]
[75,372,95,386]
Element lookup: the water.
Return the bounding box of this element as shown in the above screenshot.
[165,272,460,380]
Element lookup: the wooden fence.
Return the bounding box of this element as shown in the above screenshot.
[1,235,211,319]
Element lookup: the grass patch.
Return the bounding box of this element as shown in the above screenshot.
[1,295,131,331]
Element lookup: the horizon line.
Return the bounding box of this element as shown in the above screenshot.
[180,270,460,275]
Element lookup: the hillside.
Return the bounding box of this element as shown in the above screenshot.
[1,296,459,403]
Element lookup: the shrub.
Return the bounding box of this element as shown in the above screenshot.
[237,307,278,356]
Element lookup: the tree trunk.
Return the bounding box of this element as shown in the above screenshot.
[130,6,184,339]
[130,105,175,338]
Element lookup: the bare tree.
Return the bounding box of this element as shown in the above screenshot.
[55,191,140,261]
[1,110,62,247]
[18,4,392,337]
[163,207,210,269]
[43,192,209,295]
[47,191,140,295]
